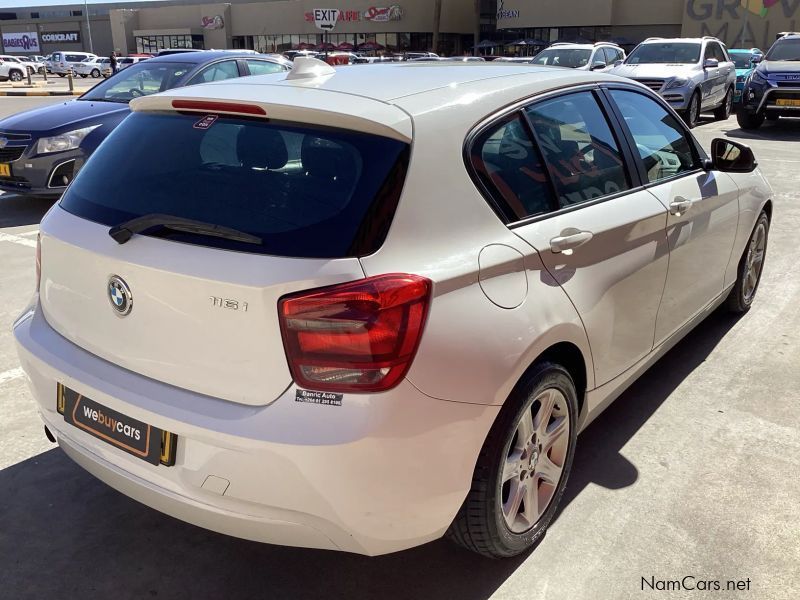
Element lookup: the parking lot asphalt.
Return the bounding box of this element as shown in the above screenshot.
[0,97,798,600]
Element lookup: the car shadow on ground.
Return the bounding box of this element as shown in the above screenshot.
[0,194,56,228]
[0,311,741,600]
[724,117,800,141]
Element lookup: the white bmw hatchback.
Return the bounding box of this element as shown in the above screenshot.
[14,58,772,558]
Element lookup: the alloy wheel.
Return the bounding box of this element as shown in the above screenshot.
[500,388,570,533]
[743,221,767,303]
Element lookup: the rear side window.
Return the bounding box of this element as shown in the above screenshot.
[246,59,287,75]
[470,114,553,220]
[525,91,629,208]
[60,112,409,258]
[66,54,85,62]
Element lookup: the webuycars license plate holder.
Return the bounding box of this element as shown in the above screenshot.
[57,383,176,466]
[776,98,800,107]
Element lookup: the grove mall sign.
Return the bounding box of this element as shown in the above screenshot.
[2,31,40,53]
[305,5,403,29]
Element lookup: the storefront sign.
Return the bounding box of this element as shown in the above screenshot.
[363,5,403,22]
[313,8,340,31]
[304,5,403,24]
[41,31,81,43]
[684,0,799,47]
[201,15,224,30]
[496,0,520,20]
[1,32,40,53]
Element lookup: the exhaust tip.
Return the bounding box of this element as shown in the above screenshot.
[44,425,56,444]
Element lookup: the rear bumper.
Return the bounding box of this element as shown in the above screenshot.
[14,302,499,555]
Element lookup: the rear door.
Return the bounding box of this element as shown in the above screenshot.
[606,87,739,344]
[486,88,670,386]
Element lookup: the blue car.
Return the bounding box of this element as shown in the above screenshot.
[0,51,289,198]
[729,47,763,104]
[738,33,800,129]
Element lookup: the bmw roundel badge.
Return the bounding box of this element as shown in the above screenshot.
[108,275,133,316]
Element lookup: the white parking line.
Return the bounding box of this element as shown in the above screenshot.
[0,232,36,248]
[18,230,39,237]
[0,367,24,387]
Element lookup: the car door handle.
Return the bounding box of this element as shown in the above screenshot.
[669,197,693,216]
[550,228,594,253]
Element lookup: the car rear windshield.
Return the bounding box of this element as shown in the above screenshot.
[59,112,409,258]
[730,52,755,68]
[626,43,701,64]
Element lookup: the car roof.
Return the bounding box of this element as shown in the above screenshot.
[132,62,624,142]
[145,50,276,64]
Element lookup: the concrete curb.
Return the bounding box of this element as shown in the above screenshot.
[0,90,81,97]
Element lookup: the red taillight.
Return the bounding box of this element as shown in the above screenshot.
[279,274,432,393]
[171,100,267,116]
[35,233,41,292]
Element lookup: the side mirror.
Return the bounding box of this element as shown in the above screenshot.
[613,59,623,67]
[703,58,719,69]
[590,60,607,71]
[710,138,758,173]
[751,54,763,64]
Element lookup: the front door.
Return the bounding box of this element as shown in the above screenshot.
[606,88,739,345]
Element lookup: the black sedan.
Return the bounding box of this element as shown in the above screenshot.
[0,51,289,198]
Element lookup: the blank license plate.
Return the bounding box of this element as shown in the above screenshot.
[57,383,176,466]
[776,98,800,107]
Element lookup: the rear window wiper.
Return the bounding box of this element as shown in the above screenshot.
[109,213,263,245]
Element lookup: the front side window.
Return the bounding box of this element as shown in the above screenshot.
[525,91,629,208]
[610,89,698,183]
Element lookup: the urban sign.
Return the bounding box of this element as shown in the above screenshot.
[41,31,81,43]
[496,0,521,20]
[313,8,340,31]
[304,5,403,26]
[201,15,224,30]
[1,32,40,53]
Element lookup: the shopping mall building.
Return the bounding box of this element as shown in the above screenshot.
[0,0,797,58]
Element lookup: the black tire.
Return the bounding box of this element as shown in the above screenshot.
[91,68,100,78]
[737,110,764,130]
[682,91,701,128]
[447,362,578,558]
[714,87,733,120]
[58,73,65,78]
[726,211,769,314]
[9,70,23,82]
[79,74,87,78]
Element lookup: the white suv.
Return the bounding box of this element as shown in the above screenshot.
[531,42,625,72]
[0,56,27,81]
[15,59,772,558]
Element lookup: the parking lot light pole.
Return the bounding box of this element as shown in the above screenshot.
[84,0,94,54]
[739,0,750,48]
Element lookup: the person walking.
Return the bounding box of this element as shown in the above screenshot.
[110,52,118,75]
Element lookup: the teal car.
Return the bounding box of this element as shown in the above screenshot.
[730,48,763,103]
